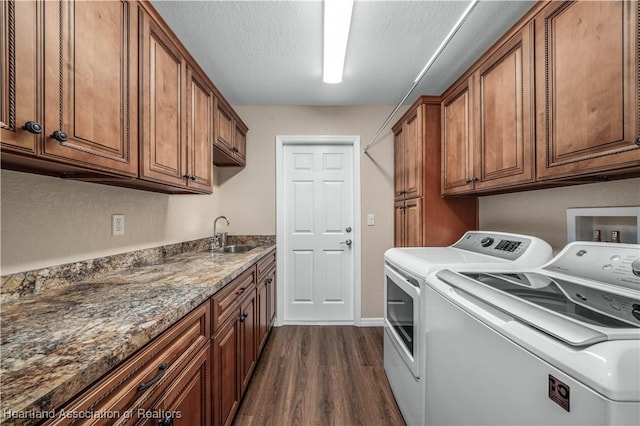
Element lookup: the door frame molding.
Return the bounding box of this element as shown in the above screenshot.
[275,135,362,326]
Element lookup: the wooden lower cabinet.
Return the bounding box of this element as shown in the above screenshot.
[211,250,276,426]
[211,292,256,426]
[139,344,211,426]
[257,265,276,354]
[239,293,256,395]
[44,302,210,426]
[212,315,240,426]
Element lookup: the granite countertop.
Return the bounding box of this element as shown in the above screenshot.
[0,243,275,424]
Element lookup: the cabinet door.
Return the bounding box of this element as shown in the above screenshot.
[474,25,534,191]
[215,100,234,153]
[267,267,276,327]
[393,200,405,247]
[233,122,247,166]
[1,0,40,155]
[139,8,187,187]
[393,126,405,200]
[256,280,268,354]
[442,80,474,195]
[239,293,256,395]
[186,64,213,193]
[535,0,639,179]
[143,345,211,426]
[212,317,239,426]
[42,0,138,176]
[403,109,422,199]
[403,197,423,248]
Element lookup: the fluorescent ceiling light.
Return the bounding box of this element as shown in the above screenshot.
[323,0,354,84]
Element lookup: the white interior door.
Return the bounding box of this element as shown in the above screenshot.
[281,141,355,323]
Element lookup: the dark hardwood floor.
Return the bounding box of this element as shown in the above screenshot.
[233,326,406,426]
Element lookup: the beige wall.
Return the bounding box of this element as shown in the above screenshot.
[0,170,221,275]
[479,178,640,253]
[223,106,404,319]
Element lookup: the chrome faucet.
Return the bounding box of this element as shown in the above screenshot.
[212,216,230,249]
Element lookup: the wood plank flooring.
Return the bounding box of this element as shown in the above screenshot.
[233,326,406,426]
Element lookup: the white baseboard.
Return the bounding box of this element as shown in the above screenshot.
[275,318,384,327]
[359,317,384,327]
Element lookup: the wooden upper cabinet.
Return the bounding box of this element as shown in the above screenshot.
[474,24,534,191]
[443,25,534,195]
[42,0,138,176]
[139,8,187,187]
[1,0,40,155]
[234,120,248,166]
[216,100,234,152]
[535,0,639,179]
[186,64,214,193]
[2,0,138,175]
[213,97,248,167]
[441,79,474,195]
[394,109,422,201]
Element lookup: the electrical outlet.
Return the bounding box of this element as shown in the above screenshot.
[112,214,125,236]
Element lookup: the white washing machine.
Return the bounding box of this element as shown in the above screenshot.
[383,231,553,426]
[426,242,640,425]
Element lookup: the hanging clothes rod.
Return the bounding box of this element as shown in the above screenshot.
[363,0,480,154]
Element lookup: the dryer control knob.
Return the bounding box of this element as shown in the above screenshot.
[631,258,640,277]
[480,237,494,247]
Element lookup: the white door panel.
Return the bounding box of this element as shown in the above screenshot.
[283,143,354,322]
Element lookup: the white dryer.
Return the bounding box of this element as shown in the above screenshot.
[383,231,553,426]
[426,242,640,425]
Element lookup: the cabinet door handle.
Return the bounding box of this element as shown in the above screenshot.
[239,312,248,322]
[182,173,191,179]
[22,121,43,134]
[50,130,68,142]
[190,175,196,181]
[465,178,472,184]
[235,287,246,296]
[472,177,479,182]
[137,363,168,391]
[635,137,640,146]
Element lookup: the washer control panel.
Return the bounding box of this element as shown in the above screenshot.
[544,242,640,292]
[453,232,532,260]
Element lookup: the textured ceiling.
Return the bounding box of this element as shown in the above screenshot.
[151,0,536,106]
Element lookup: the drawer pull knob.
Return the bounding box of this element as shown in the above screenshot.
[51,130,68,142]
[22,121,43,134]
[138,363,168,391]
[235,287,246,296]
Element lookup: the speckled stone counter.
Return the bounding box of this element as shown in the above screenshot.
[0,241,275,425]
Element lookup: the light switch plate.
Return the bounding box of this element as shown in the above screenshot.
[367,213,375,226]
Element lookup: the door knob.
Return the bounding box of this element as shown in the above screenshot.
[345,226,352,233]
[340,239,352,247]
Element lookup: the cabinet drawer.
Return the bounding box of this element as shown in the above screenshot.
[211,267,256,334]
[45,302,210,425]
[256,250,276,282]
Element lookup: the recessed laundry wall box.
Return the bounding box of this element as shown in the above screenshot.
[567,207,640,244]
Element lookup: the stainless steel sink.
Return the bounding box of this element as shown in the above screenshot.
[210,244,256,253]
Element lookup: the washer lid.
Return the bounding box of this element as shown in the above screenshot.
[436,270,640,346]
[384,247,507,278]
